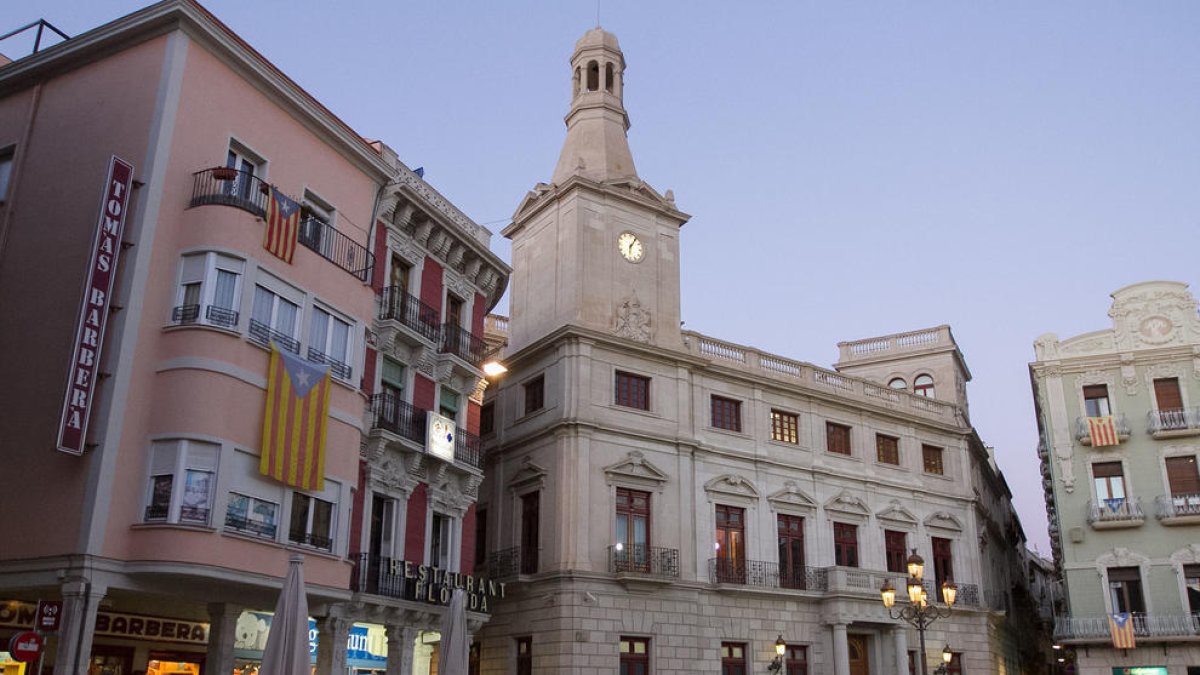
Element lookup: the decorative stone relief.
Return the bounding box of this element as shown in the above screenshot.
[1095,547,1149,568]
[1145,361,1185,381]
[614,293,652,343]
[470,377,489,404]
[415,352,437,377]
[923,512,963,532]
[391,236,423,266]
[823,490,871,518]
[1033,334,1061,360]
[435,360,455,385]
[445,271,473,301]
[767,481,817,512]
[1120,354,1139,395]
[1110,282,1200,351]
[704,474,760,501]
[397,169,491,245]
[1060,335,1115,356]
[1169,543,1200,565]
[604,450,669,489]
[875,501,918,526]
[507,457,548,492]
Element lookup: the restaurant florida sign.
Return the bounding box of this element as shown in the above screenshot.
[57,156,134,455]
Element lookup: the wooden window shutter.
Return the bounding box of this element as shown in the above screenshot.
[1165,456,1200,495]
[1154,378,1184,410]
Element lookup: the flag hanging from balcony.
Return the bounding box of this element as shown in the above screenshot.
[1087,415,1119,446]
[1108,611,1136,649]
[261,342,331,490]
[263,186,301,263]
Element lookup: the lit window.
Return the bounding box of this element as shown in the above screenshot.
[771,410,799,444]
[144,440,219,526]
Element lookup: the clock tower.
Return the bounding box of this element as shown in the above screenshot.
[502,27,689,354]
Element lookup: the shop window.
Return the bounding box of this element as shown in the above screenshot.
[225,492,279,539]
[174,252,243,329]
[771,409,799,444]
[289,492,334,551]
[308,305,353,380]
[144,440,219,526]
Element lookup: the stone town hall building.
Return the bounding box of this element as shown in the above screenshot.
[473,27,1041,675]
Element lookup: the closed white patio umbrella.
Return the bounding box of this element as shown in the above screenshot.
[259,554,310,675]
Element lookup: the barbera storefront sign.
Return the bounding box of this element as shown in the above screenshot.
[57,156,135,455]
[1,602,207,645]
[389,560,506,612]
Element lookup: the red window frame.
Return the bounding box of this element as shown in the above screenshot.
[615,371,651,410]
[715,505,746,583]
[720,642,746,675]
[876,434,900,465]
[885,530,907,574]
[833,522,858,568]
[785,645,808,675]
[777,514,806,589]
[932,536,954,602]
[826,422,851,455]
[771,409,799,444]
[619,636,650,675]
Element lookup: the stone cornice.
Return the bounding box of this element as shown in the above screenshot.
[504,174,690,240]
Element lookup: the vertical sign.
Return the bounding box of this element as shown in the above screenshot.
[57,156,135,455]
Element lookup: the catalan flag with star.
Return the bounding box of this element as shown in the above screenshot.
[1108,611,1136,649]
[263,186,301,263]
[261,342,331,490]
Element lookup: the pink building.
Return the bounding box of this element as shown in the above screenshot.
[0,2,508,674]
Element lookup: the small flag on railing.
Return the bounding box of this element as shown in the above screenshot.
[1108,611,1136,649]
[1087,416,1119,446]
[261,343,331,490]
[264,186,301,263]
[1104,497,1126,513]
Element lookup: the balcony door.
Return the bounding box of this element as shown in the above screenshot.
[715,505,745,583]
[1083,385,1111,417]
[777,514,805,589]
[615,487,650,572]
[848,635,869,675]
[1108,566,1146,615]
[520,492,539,575]
[1166,456,1200,514]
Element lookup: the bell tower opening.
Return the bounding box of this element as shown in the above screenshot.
[587,60,600,91]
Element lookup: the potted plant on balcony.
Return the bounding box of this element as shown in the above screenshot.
[211,166,237,181]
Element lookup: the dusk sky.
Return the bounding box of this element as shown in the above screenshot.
[6,1,1199,554]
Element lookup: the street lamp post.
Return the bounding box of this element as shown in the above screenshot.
[880,550,957,675]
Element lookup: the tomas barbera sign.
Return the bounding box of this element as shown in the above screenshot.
[58,156,134,455]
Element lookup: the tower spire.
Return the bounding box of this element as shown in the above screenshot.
[551,28,638,184]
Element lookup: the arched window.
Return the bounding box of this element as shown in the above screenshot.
[574,67,581,96]
[914,374,935,398]
[888,378,907,390]
[605,62,614,92]
[587,60,599,91]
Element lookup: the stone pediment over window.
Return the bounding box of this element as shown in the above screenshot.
[824,490,870,519]
[876,501,918,526]
[604,450,668,490]
[1169,543,1200,565]
[704,474,760,504]
[923,512,963,532]
[507,457,548,493]
[767,481,816,512]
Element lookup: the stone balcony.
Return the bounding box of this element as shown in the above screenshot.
[1147,407,1200,439]
[1086,496,1145,529]
[1055,612,1200,643]
[1155,493,1200,526]
[1073,414,1131,446]
[836,325,955,363]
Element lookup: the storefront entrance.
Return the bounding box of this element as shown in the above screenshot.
[848,635,869,675]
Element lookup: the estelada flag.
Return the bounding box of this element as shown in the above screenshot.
[263,186,301,263]
[1108,611,1136,649]
[261,342,331,490]
[1088,416,1119,446]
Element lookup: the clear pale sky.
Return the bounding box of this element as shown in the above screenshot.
[6,1,1200,555]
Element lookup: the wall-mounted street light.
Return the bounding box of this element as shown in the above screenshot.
[881,550,957,675]
[481,359,508,378]
[933,645,953,675]
[767,635,785,673]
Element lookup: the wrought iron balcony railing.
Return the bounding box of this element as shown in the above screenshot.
[455,427,482,470]
[1086,496,1145,526]
[1073,413,1131,445]
[189,168,374,281]
[379,286,441,342]
[608,545,680,579]
[295,216,374,282]
[1155,493,1200,520]
[1147,407,1200,435]
[144,504,169,521]
[707,558,829,591]
[172,304,200,324]
[224,513,277,539]
[1055,613,1200,641]
[307,347,353,381]
[440,322,487,366]
[369,393,427,445]
[206,305,239,329]
[288,529,332,551]
[248,319,300,354]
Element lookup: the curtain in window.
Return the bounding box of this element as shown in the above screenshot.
[213,269,238,309]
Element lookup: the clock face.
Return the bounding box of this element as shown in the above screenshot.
[617,232,644,262]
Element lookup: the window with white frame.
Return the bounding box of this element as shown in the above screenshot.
[224,492,279,539]
[175,252,243,328]
[298,190,335,251]
[308,305,353,380]
[429,512,455,569]
[224,141,264,202]
[289,492,335,551]
[144,440,219,526]
[250,281,302,353]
